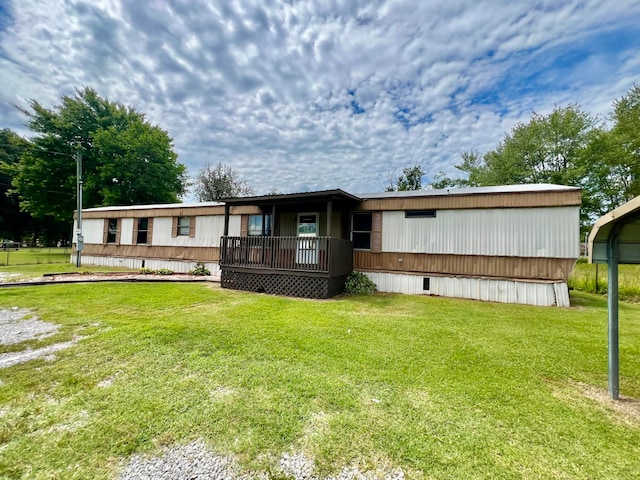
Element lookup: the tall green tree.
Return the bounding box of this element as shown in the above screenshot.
[431,86,640,230]
[0,129,33,241]
[456,105,597,187]
[193,162,254,201]
[386,165,425,191]
[580,84,640,220]
[608,84,640,199]
[449,105,599,229]
[13,87,187,224]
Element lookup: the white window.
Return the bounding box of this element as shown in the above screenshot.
[178,216,190,236]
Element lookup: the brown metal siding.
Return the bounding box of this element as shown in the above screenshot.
[132,218,139,244]
[357,190,581,211]
[102,218,109,245]
[371,211,382,253]
[82,244,220,262]
[81,205,260,219]
[147,218,154,244]
[353,251,576,281]
[240,215,248,236]
[171,216,178,237]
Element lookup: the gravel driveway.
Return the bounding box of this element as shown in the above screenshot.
[0,307,79,368]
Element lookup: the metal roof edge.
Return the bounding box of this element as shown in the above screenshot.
[221,188,361,204]
[356,183,580,199]
[81,201,225,212]
[588,195,640,247]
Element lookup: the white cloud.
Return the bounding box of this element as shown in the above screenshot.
[1,0,639,196]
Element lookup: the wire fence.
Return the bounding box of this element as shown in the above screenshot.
[0,247,70,266]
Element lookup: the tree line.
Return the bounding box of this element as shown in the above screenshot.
[0,87,248,245]
[2,84,639,244]
[428,84,640,231]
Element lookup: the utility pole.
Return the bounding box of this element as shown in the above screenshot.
[76,147,83,267]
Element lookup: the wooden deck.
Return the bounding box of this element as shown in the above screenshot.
[219,236,353,298]
[220,236,352,276]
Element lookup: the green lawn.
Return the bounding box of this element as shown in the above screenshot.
[569,259,640,303]
[0,247,71,267]
[0,251,134,281]
[0,283,638,479]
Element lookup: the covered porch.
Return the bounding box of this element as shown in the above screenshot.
[220,189,360,298]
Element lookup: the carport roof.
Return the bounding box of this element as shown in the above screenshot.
[589,196,640,264]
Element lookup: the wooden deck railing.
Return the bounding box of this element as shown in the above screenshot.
[220,236,353,276]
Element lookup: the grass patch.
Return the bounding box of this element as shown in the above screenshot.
[0,262,135,282]
[0,247,70,267]
[0,285,639,478]
[569,258,640,303]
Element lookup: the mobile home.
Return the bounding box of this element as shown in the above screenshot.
[73,184,580,306]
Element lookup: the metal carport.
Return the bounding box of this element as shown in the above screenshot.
[588,196,640,399]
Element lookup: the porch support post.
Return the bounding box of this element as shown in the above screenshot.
[271,204,276,236]
[326,199,333,237]
[607,229,620,400]
[223,204,230,236]
[270,204,276,268]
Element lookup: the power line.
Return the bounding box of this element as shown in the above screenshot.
[0,180,72,195]
[0,141,76,158]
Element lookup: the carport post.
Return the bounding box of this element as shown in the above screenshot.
[607,233,619,400]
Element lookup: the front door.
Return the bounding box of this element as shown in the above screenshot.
[296,213,318,264]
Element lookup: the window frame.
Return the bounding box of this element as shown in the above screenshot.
[248,214,272,236]
[405,210,437,218]
[351,212,373,250]
[136,218,149,244]
[107,219,118,244]
[177,216,191,236]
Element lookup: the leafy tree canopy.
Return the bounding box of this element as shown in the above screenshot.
[0,129,33,240]
[432,102,638,230]
[456,105,597,188]
[386,165,425,191]
[193,162,254,201]
[13,87,187,222]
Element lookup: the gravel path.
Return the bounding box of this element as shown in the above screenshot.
[0,308,79,368]
[0,272,20,282]
[119,442,405,480]
[0,339,79,368]
[0,308,59,345]
[0,272,220,287]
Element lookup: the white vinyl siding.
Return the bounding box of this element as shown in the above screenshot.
[382,206,579,258]
[120,218,134,245]
[362,271,569,307]
[194,216,240,245]
[152,215,241,247]
[76,255,221,276]
[72,219,104,244]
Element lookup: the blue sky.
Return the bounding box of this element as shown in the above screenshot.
[0,0,639,197]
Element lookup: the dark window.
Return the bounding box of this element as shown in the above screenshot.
[423,277,430,291]
[136,218,149,244]
[352,212,372,250]
[405,210,437,218]
[352,212,372,231]
[178,216,190,236]
[249,214,272,236]
[107,219,118,243]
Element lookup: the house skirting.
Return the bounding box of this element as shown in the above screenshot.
[71,254,220,276]
[221,269,348,299]
[361,271,570,307]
